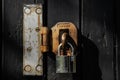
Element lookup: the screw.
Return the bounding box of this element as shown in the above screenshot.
[24,65,32,72]
[36,65,42,72]
[25,8,31,14]
[36,8,42,14]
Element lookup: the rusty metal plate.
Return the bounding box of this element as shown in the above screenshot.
[23,4,43,75]
[51,22,78,54]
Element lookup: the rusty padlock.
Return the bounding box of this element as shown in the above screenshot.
[51,22,78,73]
[56,40,76,73]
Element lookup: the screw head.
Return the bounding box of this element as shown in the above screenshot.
[24,65,32,72]
[36,8,42,14]
[24,8,31,14]
[36,65,42,72]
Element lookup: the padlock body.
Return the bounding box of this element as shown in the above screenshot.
[56,55,76,73]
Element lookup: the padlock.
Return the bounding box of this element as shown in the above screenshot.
[51,22,78,73]
[56,32,76,73]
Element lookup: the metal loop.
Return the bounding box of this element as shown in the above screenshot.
[58,42,74,56]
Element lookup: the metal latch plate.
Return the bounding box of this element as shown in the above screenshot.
[23,4,43,75]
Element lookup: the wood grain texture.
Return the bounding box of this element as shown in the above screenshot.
[2,0,118,80]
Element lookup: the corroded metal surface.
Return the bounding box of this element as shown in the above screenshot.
[51,22,77,73]
[40,27,49,52]
[56,56,76,73]
[51,22,78,54]
[23,4,43,75]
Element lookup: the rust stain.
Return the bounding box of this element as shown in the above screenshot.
[27,47,32,52]
[37,13,41,64]
[38,14,40,28]
[35,27,40,32]
[40,27,49,52]
[51,22,78,54]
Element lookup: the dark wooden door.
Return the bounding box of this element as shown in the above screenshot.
[2,0,119,80]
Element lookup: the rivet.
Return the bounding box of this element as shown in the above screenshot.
[36,65,42,72]
[36,8,42,14]
[24,65,32,72]
[24,8,31,14]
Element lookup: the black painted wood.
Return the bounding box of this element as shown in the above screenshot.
[2,0,118,80]
[82,0,115,80]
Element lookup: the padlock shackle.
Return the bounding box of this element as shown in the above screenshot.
[58,42,74,56]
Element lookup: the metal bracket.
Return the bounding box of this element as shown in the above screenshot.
[23,4,43,75]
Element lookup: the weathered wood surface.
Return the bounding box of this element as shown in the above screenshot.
[2,0,118,80]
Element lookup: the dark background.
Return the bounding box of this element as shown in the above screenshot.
[2,0,119,80]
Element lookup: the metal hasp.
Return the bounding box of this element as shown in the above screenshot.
[23,4,43,75]
[51,22,78,73]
